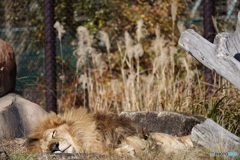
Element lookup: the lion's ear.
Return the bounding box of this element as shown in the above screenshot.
[27,137,39,144]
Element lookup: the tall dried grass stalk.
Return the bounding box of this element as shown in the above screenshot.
[73,26,94,108]
[54,21,66,110]
[171,0,178,40]
[99,31,111,74]
[136,19,144,42]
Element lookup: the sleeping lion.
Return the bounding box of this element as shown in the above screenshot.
[27,108,193,157]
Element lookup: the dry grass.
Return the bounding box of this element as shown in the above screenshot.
[0,138,211,160]
[57,19,239,136]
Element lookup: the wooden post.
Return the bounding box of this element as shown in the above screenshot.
[44,0,57,113]
[203,0,216,93]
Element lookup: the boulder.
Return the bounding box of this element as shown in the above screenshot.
[0,39,16,97]
[120,111,206,136]
[0,93,47,138]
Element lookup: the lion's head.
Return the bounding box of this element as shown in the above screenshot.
[27,108,105,154]
[27,112,78,153]
[41,126,77,153]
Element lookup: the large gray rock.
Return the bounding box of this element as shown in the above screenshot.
[120,111,206,136]
[0,93,47,138]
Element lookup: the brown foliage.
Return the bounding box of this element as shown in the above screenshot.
[0,39,16,97]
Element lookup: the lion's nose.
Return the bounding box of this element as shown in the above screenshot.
[50,142,60,153]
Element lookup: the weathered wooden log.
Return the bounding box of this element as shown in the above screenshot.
[191,119,239,152]
[178,12,240,90]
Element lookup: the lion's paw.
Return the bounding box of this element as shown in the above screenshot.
[114,145,135,157]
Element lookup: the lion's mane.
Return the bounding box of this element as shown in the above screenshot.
[27,108,137,154]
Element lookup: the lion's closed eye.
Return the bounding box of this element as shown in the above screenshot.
[52,130,57,138]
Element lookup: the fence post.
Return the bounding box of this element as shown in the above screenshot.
[44,0,57,112]
[203,0,216,93]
